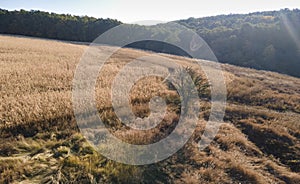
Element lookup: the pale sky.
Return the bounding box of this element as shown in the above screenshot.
[0,0,299,23]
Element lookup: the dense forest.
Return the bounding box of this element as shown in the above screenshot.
[0,8,299,77]
[177,9,300,78]
[0,9,121,41]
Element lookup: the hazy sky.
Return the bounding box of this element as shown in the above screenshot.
[0,0,299,23]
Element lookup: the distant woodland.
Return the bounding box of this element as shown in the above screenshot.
[177,9,300,78]
[0,8,299,77]
[0,9,121,41]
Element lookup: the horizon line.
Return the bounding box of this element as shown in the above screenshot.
[1,7,299,24]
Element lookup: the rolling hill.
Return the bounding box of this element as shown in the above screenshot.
[1,8,300,78]
[0,35,300,183]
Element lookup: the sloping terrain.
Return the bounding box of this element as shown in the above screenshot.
[2,8,300,77]
[0,35,299,183]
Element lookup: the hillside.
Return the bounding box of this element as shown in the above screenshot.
[0,35,300,183]
[176,9,300,78]
[0,8,300,77]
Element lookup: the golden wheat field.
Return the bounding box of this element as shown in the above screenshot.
[0,35,300,183]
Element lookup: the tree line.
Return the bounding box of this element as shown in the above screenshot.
[0,9,121,41]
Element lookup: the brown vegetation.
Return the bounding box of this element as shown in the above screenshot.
[0,35,299,183]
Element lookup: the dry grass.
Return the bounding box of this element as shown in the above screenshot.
[0,35,300,183]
